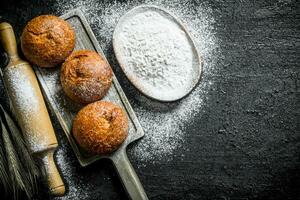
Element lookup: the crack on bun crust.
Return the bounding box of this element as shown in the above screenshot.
[21,15,75,68]
[60,50,113,104]
[72,101,128,155]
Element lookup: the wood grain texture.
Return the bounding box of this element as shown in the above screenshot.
[0,0,299,200]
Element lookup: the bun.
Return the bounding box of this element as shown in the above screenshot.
[21,15,75,68]
[72,101,128,155]
[60,50,113,104]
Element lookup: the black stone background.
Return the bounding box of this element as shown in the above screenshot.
[0,0,299,200]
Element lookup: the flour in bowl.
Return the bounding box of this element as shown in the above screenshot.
[114,8,200,101]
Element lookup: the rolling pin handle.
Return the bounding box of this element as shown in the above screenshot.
[0,22,19,61]
[40,150,66,196]
[0,22,66,196]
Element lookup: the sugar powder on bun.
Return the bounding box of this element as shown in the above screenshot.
[60,50,113,104]
[72,101,128,155]
[21,15,75,68]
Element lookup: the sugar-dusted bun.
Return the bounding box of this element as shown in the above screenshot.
[60,50,113,104]
[72,101,128,155]
[21,15,75,68]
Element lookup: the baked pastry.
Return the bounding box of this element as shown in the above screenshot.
[72,101,128,155]
[21,15,75,67]
[60,50,113,104]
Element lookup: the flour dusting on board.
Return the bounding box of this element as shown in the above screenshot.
[51,0,220,164]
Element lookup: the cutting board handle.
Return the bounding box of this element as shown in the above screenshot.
[111,149,148,200]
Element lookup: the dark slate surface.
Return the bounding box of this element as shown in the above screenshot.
[0,0,299,200]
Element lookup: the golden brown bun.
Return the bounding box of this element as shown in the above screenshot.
[60,50,113,104]
[72,101,128,155]
[21,15,75,68]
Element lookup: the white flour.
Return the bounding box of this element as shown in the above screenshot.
[55,149,90,200]
[114,9,196,101]
[5,66,39,117]
[4,66,47,153]
[51,1,221,165]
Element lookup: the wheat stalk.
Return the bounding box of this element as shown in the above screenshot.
[0,104,42,199]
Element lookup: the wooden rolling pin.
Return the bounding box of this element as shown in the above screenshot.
[0,22,65,196]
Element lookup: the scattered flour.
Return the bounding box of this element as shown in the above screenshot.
[4,66,48,153]
[50,0,221,165]
[55,148,90,200]
[5,66,39,118]
[2,2,223,199]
